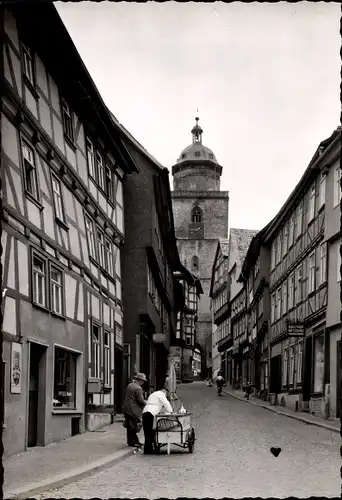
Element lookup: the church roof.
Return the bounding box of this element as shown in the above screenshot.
[230,228,259,264]
[176,117,219,165]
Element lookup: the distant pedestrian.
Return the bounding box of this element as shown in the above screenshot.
[122,373,147,447]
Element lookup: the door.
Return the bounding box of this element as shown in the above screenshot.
[303,336,313,402]
[28,343,43,448]
[336,341,341,418]
[270,355,281,394]
[114,345,124,414]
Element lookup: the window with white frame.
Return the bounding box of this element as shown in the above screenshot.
[248,275,253,304]
[308,184,315,222]
[289,214,294,247]
[334,166,341,208]
[288,274,294,309]
[319,172,327,209]
[96,151,105,191]
[271,241,276,269]
[295,265,302,304]
[51,175,65,222]
[105,161,114,202]
[97,228,106,269]
[258,296,263,318]
[297,201,303,236]
[289,345,295,385]
[61,99,74,143]
[22,43,35,86]
[50,266,63,315]
[103,331,110,386]
[33,255,46,307]
[106,238,114,276]
[320,242,327,285]
[283,223,288,256]
[276,287,282,321]
[282,348,288,386]
[308,252,315,293]
[277,233,282,264]
[91,323,101,379]
[86,138,96,179]
[115,325,123,346]
[85,216,97,260]
[282,282,287,316]
[22,141,39,199]
[297,342,303,384]
[53,347,77,409]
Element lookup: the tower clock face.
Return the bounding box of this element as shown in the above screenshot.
[189,224,204,239]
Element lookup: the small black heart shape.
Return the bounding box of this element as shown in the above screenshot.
[270,447,281,457]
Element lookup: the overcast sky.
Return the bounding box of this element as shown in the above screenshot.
[56,1,340,231]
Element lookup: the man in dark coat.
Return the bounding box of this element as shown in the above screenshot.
[123,373,147,447]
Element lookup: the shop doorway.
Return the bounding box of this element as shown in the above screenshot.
[114,345,124,413]
[27,343,45,448]
[336,341,341,418]
[270,355,281,394]
[303,336,313,402]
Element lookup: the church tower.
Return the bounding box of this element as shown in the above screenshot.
[171,118,229,374]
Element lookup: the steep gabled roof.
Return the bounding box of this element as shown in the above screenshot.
[108,110,165,171]
[209,239,229,297]
[263,125,341,242]
[12,3,139,175]
[230,228,259,266]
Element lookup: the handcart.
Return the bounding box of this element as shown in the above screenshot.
[155,412,196,455]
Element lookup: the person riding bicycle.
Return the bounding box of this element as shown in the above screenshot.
[216,371,225,394]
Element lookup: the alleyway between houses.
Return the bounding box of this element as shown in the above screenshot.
[5,382,340,499]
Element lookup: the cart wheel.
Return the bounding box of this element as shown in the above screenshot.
[188,428,195,454]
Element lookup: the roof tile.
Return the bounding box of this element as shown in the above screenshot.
[230,228,259,264]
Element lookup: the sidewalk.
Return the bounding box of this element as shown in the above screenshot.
[223,386,340,434]
[4,420,135,500]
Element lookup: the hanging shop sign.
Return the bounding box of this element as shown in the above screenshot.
[287,320,305,337]
[232,344,240,356]
[153,333,166,343]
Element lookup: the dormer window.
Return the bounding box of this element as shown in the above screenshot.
[209,153,213,159]
[181,153,186,159]
[194,151,200,157]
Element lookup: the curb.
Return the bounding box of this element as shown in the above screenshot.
[224,390,339,434]
[4,447,133,500]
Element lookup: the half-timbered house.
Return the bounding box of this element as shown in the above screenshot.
[1,4,139,456]
[210,239,230,379]
[238,225,272,399]
[172,266,203,382]
[109,116,181,393]
[210,229,257,386]
[263,126,340,415]
[319,128,341,418]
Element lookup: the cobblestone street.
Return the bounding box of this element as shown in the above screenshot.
[35,382,340,499]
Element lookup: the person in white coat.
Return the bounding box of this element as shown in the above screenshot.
[142,382,173,454]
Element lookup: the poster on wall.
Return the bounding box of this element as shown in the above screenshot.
[11,342,22,394]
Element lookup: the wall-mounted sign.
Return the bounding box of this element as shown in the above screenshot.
[287,320,305,337]
[11,342,22,394]
[153,333,166,343]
